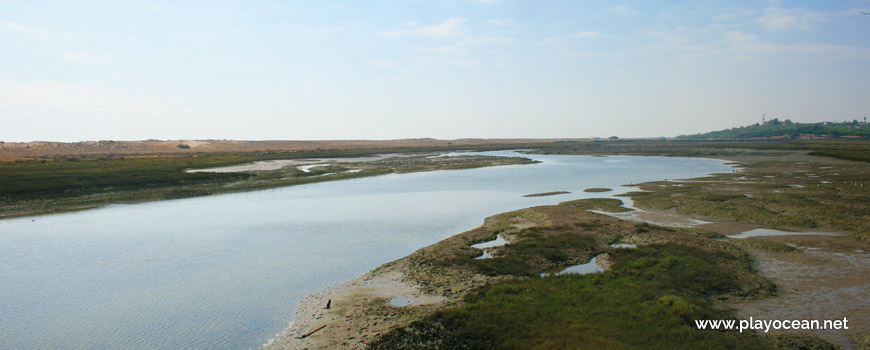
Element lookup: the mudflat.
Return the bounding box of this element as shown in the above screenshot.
[265,141,869,349]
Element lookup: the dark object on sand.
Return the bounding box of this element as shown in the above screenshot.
[326,299,331,309]
[296,325,327,339]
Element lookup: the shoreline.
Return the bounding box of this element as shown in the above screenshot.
[0,154,537,220]
[263,150,870,349]
[264,200,866,350]
[259,206,694,349]
[262,267,453,349]
[259,197,694,349]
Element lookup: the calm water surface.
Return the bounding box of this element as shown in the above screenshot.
[0,151,732,349]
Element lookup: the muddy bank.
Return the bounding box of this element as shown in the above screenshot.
[262,203,867,349]
[187,153,427,173]
[262,268,449,349]
[263,149,870,349]
[262,201,699,349]
[730,235,870,349]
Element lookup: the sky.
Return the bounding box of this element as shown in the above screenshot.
[1,0,869,142]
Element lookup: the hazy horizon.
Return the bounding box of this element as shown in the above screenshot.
[3,1,869,142]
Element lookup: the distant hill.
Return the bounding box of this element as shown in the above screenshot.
[678,119,870,140]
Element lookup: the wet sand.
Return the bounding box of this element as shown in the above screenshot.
[729,235,870,349]
[263,201,869,349]
[187,154,429,173]
[261,151,869,349]
[262,267,449,349]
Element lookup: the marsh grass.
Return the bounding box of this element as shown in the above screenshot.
[367,194,817,349]
[371,140,863,349]
[583,187,612,192]
[372,244,779,350]
[458,233,599,277]
[731,238,798,253]
[0,153,535,218]
[559,198,632,213]
[719,140,870,162]
[624,166,870,240]
[522,191,571,197]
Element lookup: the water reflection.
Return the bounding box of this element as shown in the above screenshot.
[0,151,732,350]
[727,228,838,239]
[541,256,604,277]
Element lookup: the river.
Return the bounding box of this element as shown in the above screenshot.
[0,151,732,349]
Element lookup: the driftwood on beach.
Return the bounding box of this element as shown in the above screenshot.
[296,325,328,339]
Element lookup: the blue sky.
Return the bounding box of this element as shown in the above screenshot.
[2,0,869,141]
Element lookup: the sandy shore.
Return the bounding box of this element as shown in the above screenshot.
[260,213,533,350]
[260,150,870,349]
[262,265,449,349]
[262,202,868,349]
[187,154,429,173]
[730,235,870,349]
[259,203,688,350]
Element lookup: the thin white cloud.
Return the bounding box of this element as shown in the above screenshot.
[643,29,687,44]
[315,25,348,34]
[486,19,510,25]
[368,59,395,67]
[607,5,637,15]
[2,22,47,40]
[0,80,190,141]
[756,8,803,31]
[0,80,181,113]
[572,31,601,38]
[419,17,465,38]
[755,7,826,31]
[378,17,466,39]
[458,36,514,46]
[537,31,603,45]
[713,7,758,20]
[446,59,480,66]
[418,46,460,54]
[730,54,755,62]
[61,53,108,64]
[378,29,408,37]
[723,30,870,57]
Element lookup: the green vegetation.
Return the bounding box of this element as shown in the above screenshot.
[522,191,570,197]
[527,139,870,163]
[622,161,870,241]
[559,198,631,213]
[714,140,870,162]
[6,139,866,219]
[402,204,638,298]
[527,139,870,240]
[458,232,598,277]
[367,140,865,349]
[0,150,537,218]
[732,238,798,253]
[0,140,583,206]
[176,144,190,149]
[0,154,255,200]
[525,140,789,158]
[367,198,815,349]
[372,244,780,350]
[772,334,839,350]
[583,187,612,192]
[678,119,870,140]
